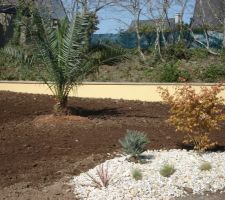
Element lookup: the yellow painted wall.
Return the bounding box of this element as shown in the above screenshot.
[0,81,225,102]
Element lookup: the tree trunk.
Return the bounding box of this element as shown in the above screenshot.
[223,18,225,49]
[135,8,145,61]
[53,96,69,115]
[135,22,145,61]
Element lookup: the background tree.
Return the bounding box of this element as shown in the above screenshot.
[113,0,148,61]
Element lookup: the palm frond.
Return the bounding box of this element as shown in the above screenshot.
[90,43,129,66]
[2,45,33,65]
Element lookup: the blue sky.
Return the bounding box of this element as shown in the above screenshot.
[63,0,196,34]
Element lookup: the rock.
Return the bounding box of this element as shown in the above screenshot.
[184,187,193,194]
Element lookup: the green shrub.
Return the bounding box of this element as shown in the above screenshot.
[189,48,209,60]
[131,168,143,181]
[163,42,190,60]
[200,161,212,171]
[160,62,191,82]
[119,130,149,160]
[159,164,175,177]
[199,65,225,82]
[160,62,180,82]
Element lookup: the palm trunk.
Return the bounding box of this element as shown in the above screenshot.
[54,96,68,115]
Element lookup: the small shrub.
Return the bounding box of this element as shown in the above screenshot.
[183,133,218,151]
[119,130,149,160]
[199,65,225,82]
[160,164,175,177]
[189,48,209,60]
[160,62,180,82]
[164,42,190,60]
[131,168,143,181]
[87,163,112,188]
[158,84,225,151]
[160,62,191,82]
[200,161,212,171]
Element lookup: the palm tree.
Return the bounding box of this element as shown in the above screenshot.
[3,9,129,115]
[3,10,106,114]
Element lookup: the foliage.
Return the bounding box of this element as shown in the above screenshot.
[0,50,41,80]
[90,42,129,66]
[159,164,175,177]
[2,6,123,114]
[160,62,191,82]
[3,12,92,114]
[163,42,190,60]
[158,84,225,151]
[199,161,212,171]
[139,24,156,33]
[119,130,149,160]
[87,163,112,188]
[131,168,143,181]
[199,65,225,83]
[183,133,217,151]
[189,48,209,60]
[160,62,180,82]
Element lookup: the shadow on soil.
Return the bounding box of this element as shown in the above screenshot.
[69,106,121,118]
[178,143,225,152]
[69,106,162,119]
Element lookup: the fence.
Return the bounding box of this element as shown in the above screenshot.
[91,31,224,49]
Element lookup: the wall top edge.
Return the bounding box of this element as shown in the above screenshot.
[0,81,222,86]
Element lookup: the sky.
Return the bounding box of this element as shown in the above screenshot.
[63,0,196,34]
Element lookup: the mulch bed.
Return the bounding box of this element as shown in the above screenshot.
[1,91,225,194]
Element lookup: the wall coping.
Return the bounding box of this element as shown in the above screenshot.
[0,81,222,86]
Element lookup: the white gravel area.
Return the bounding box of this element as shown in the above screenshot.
[71,149,225,200]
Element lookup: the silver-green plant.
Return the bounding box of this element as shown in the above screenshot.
[131,168,143,181]
[199,161,212,171]
[119,130,149,160]
[159,164,175,177]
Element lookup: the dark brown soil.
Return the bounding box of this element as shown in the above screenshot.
[1,91,225,199]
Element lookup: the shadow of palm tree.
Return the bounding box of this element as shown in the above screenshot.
[68,106,121,118]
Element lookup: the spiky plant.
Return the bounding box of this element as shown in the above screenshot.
[86,163,112,188]
[2,6,127,114]
[199,161,212,171]
[159,164,175,177]
[119,130,149,160]
[131,168,143,181]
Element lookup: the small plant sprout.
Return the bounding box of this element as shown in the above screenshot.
[131,168,143,181]
[86,163,112,188]
[160,164,175,177]
[200,161,212,171]
[119,130,149,161]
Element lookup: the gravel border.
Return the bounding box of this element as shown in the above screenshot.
[71,149,225,200]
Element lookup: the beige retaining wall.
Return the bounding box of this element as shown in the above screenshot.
[0,81,225,102]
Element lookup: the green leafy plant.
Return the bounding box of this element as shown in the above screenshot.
[131,168,143,181]
[163,42,190,60]
[2,6,125,115]
[3,11,92,114]
[160,62,191,82]
[199,65,225,82]
[199,161,212,171]
[159,164,175,177]
[189,48,209,60]
[119,130,149,161]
